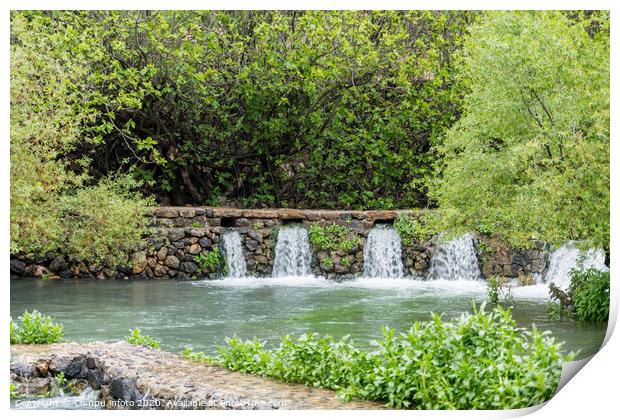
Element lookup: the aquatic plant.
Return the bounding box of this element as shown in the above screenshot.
[570,269,610,322]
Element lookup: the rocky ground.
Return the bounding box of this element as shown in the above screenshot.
[10,341,385,410]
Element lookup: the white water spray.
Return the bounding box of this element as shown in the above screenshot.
[544,242,608,290]
[272,225,313,277]
[363,224,404,278]
[428,233,481,281]
[221,230,247,278]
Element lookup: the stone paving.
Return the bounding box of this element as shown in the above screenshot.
[10,341,386,410]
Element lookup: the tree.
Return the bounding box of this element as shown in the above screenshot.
[12,10,475,209]
[428,11,609,250]
[10,13,153,265]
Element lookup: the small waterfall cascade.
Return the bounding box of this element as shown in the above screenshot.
[428,233,481,280]
[363,224,404,278]
[272,225,313,277]
[221,230,247,278]
[544,242,608,290]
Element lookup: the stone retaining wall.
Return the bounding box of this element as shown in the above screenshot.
[9,207,549,281]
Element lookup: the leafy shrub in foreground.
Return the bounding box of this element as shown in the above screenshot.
[216,306,569,409]
[570,269,610,322]
[11,310,64,344]
[126,328,160,349]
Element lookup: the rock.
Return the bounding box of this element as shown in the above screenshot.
[109,378,142,403]
[245,240,259,252]
[10,259,26,274]
[212,208,243,218]
[130,251,148,274]
[248,230,263,241]
[19,377,51,395]
[156,247,168,261]
[180,262,198,274]
[188,244,201,255]
[67,379,89,395]
[365,210,397,221]
[179,209,196,218]
[189,228,206,238]
[10,362,36,379]
[164,255,180,270]
[153,264,167,277]
[277,209,305,220]
[31,265,48,277]
[49,256,68,272]
[35,359,49,376]
[154,208,179,218]
[199,238,212,248]
[242,209,278,219]
[168,229,185,241]
[64,356,87,379]
[87,368,108,390]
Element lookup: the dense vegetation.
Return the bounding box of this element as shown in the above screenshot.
[549,268,610,322]
[212,306,568,409]
[10,10,609,260]
[429,11,610,249]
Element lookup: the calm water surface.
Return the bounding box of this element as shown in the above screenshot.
[10,277,607,358]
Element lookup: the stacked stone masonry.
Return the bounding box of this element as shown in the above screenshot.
[10,207,549,280]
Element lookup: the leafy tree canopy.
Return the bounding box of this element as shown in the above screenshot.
[428,11,609,250]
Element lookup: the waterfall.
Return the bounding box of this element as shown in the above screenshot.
[428,233,481,281]
[544,242,608,290]
[221,230,247,278]
[272,225,313,277]
[363,224,404,278]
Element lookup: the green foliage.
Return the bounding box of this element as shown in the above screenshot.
[10,383,19,399]
[570,269,609,322]
[547,301,571,321]
[487,276,514,307]
[194,249,226,275]
[10,10,474,209]
[54,372,67,388]
[11,310,64,344]
[181,347,217,364]
[309,223,360,254]
[216,306,569,409]
[10,13,154,266]
[126,328,160,349]
[394,213,435,246]
[429,11,609,250]
[10,319,18,344]
[191,221,204,228]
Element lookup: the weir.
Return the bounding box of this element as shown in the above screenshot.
[428,233,481,281]
[544,242,608,290]
[363,225,404,278]
[220,230,247,278]
[272,225,313,277]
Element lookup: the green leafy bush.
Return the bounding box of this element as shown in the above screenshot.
[10,14,154,266]
[126,328,160,349]
[309,223,361,254]
[11,310,64,344]
[181,347,217,364]
[394,213,435,246]
[570,269,610,322]
[194,249,226,275]
[216,306,569,409]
